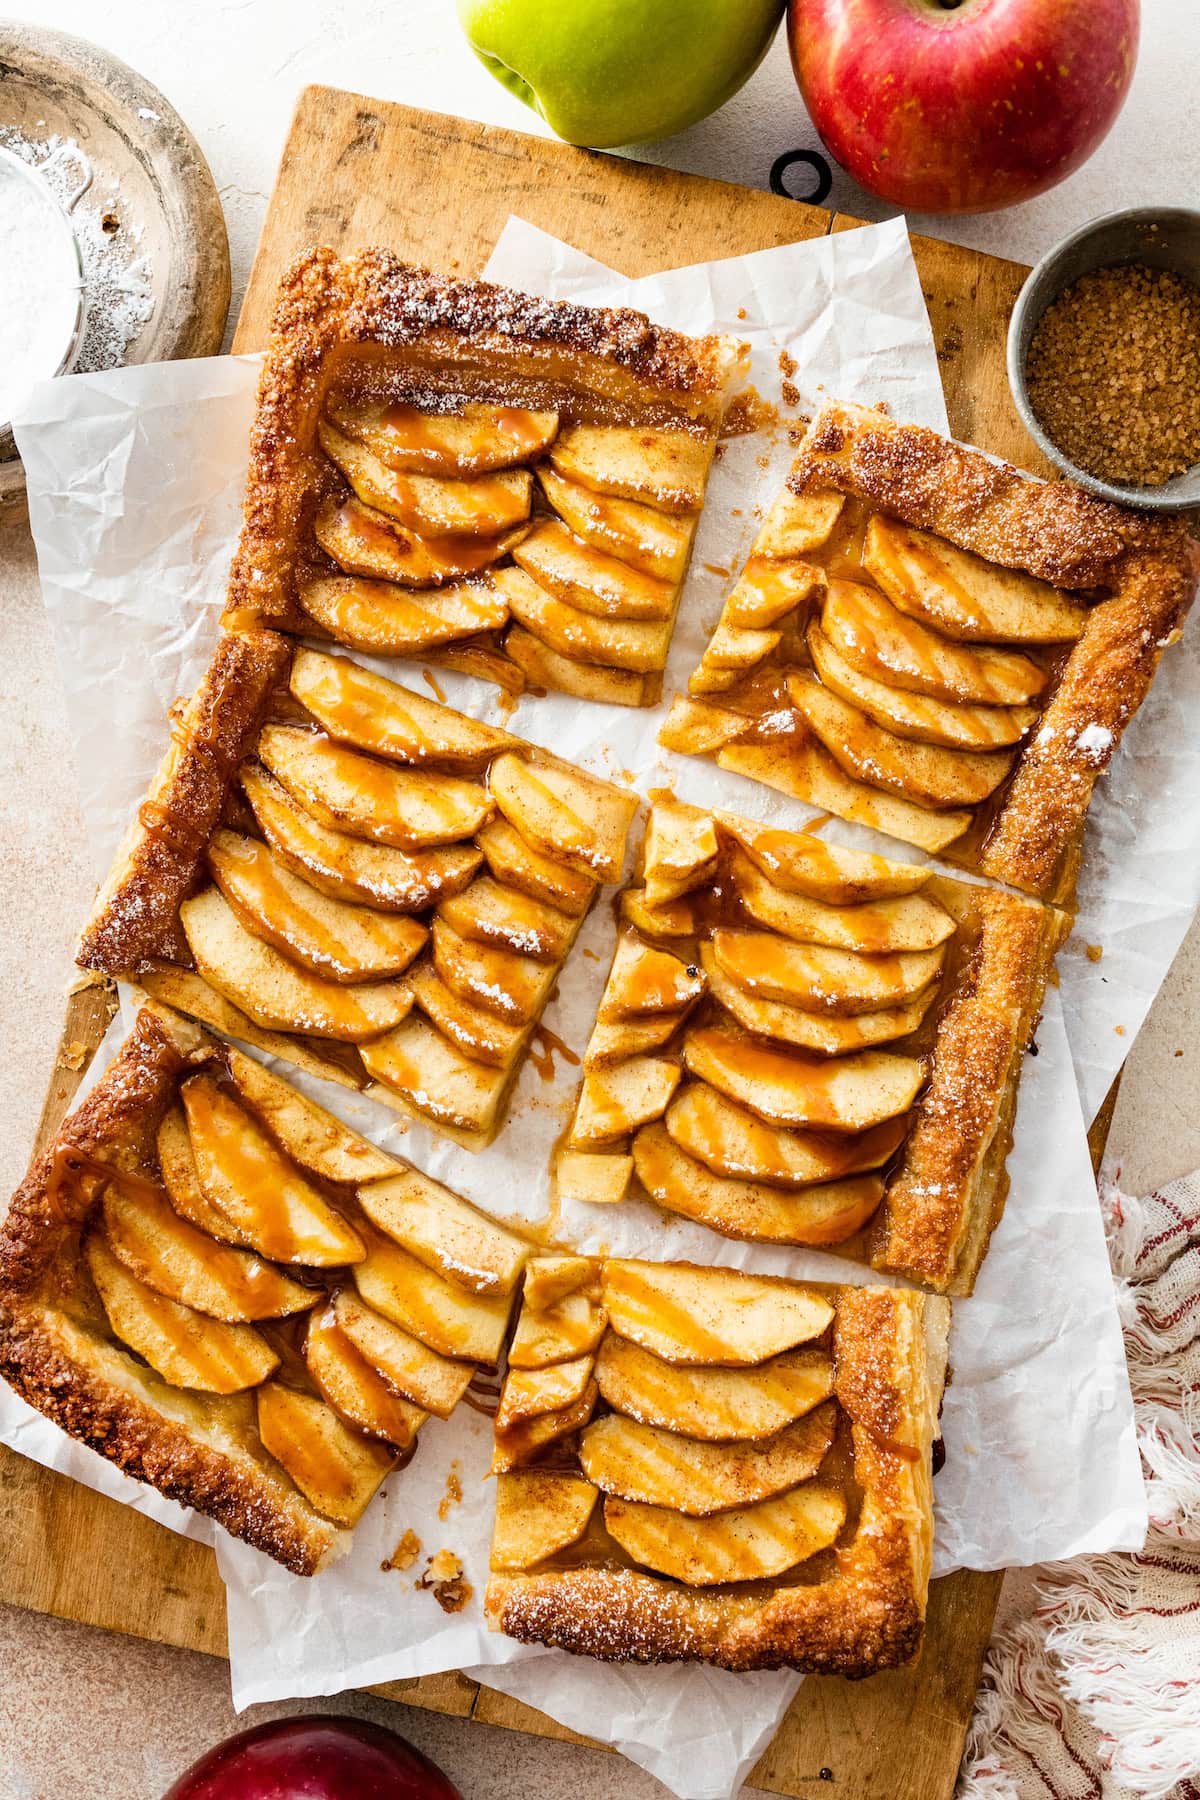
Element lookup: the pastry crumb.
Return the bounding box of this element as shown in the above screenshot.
[381,1528,421,1573]
[1085,944,1104,963]
[418,1548,473,1613]
[438,1463,463,1522]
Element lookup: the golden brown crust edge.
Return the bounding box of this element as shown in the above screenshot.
[486,1285,949,1674]
[791,402,1199,902]
[0,1005,346,1576]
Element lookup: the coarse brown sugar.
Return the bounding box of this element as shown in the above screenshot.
[1024,262,1200,488]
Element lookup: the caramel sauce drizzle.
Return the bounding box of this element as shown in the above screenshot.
[528,1025,581,1084]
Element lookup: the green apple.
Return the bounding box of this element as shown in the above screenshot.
[457,0,786,148]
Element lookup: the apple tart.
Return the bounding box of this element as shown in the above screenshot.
[486,1255,950,1674]
[223,249,745,707]
[0,1002,535,1573]
[75,631,637,1149]
[661,401,1198,901]
[557,799,1067,1295]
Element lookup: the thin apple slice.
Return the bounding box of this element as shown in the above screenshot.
[666,1084,908,1188]
[181,1074,367,1266]
[537,463,692,580]
[299,575,509,654]
[514,517,675,621]
[508,1289,607,1371]
[157,1105,253,1246]
[550,423,711,513]
[257,726,491,851]
[318,419,533,535]
[439,876,577,963]
[404,960,530,1068]
[711,927,945,1015]
[556,1149,634,1206]
[352,1226,513,1363]
[222,1046,401,1185]
[702,944,936,1053]
[505,625,650,709]
[495,1354,595,1430]
[632,1122,884,1245]
[325,396,559,476]
[571,1058,681,1145]
[682,1027,924,1132]
[523,1255,595,1309]
[755,488,844,557]
[584,1015,685,1068]
[491,1471,599,1571]
[724,556,821,629]
[491,1381,600,1473]
[181,888,413,1043]
[789,673,1014,809]
[730,847,955,952]
[495,566,672,673]
[305,1306,426,1447]
[620,888,699,939]
[599,934,705,1020]
[357,1168,528,1296]
[489,752,635,882]
[103,1185,316,1322]
[720,818,929,903]
[822,578,1048,704]
[657,692,755,757]
[808,623,1037,749]
[864,514,1089,644]
[315,494,527,587]
[243,764,481,913]
[432,917,556,1024]
[642,801,719,906]
[476,817,595,915]
[290,648,520,771]
[256,1381,393,1525]
[580,1403,835,1515]
[208,831,428,984]
[601,1260,834,1366]
[689,618,780,694]
[595,1335,834,1443]
[333,1289,474,1417]
[604,1481,846,1585]
[359,1014,510,1140]
[86,1233,278,1393]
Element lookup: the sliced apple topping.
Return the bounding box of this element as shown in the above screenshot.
[495,566,673,673]
[550,423,711,513]
[495,1354,596,1430]
[353,1226,512,1363]
[604,1481,846,1585]
[221,1053,395,1192]
[555,1149,635,1208]
[788,673,1015,809]
[439,876,577,962]
[821,578,1048,705]
[721,819,929,904]
[86,1233,278,1394]
[305,1306,426,1448]
[682,1027,925,1132]
[357,1168,528,1296]
[332,1288,474,1417]
[537,463,692,581]
[642,801,719,907]
[208,831,428,984]
[489,752,635,882]
[476,817,595,915]
[571,1058,681,1146]
[318,419,533,536]
[491,1470,600,1572]
[404,960,529,1068]
[491,1381,600,1473]
[360,1014,510,1139]
[256,1381,393,1526]
[599,934,705,1020]
[290,649,519,771]
[666,1084,908,1188]
[580,1403,835,1515]
[315,494,527,587]
[514,518,676,622]
[180,1074,367,1268]
[724,556,821,630]
[432,917,556,1024]
[181,888,413,1043]
[584,1015,684,1068]
[523,1255,595,1310]
[755,487,844,558]
[157,1105,252,1246]
[702,943,936,1054]
[505,626,650,709]
[730,848,955,953]
[594,1334,835,1443]
[632,1122,884,1246]
[325,397,559,476]
[257,726,492,851]
[808,623,1037,750]
[601,1260,834,1366]
[620,887,700,939]
[711,927,944,1015]
[298,575,509,655]
[508,1273,606,1368]
[103,1185,316,1322]
[688,618,780,692]
[864,515,1089,644]
[658,692,751,758]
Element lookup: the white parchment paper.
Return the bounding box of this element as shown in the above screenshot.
[4,216,1178,1798]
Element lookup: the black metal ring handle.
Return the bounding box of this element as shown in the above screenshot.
[770,148,834,208]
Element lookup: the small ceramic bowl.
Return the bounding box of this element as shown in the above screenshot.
[1007,205,1200,511]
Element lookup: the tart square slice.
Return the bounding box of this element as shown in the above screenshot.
[557,800,1067,1296]
[0,1002,532,1572]
[224,249,745,707]
[661,400,1197,902]
[486,1257,950,1675]
[74,635,636,1150]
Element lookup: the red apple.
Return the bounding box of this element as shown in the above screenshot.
[787,0,1139,212]
[160,1716,464,1800]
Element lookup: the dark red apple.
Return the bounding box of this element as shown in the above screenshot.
[160,1717,464,1800]
[787,0,1139,212]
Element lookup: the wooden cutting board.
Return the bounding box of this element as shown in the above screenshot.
[1,87,1082,1800]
